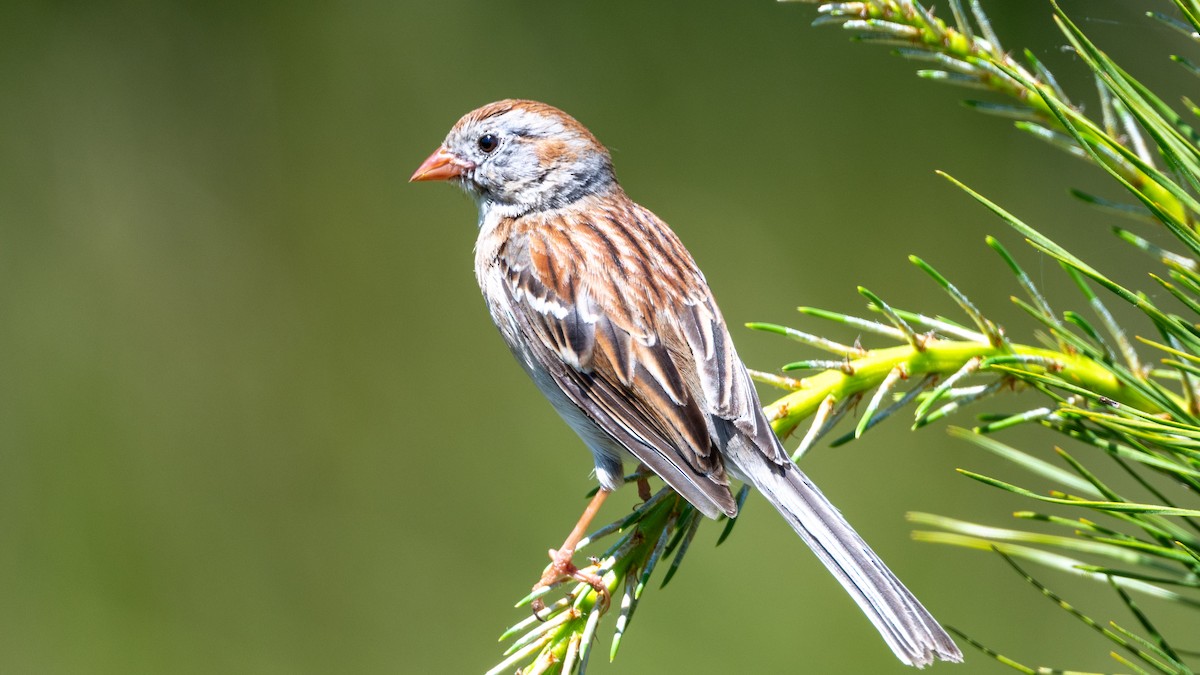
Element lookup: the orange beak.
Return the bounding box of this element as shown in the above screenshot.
[409,146,474,182]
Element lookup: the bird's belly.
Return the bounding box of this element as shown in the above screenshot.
[517,342,629,490]
[484,287,628,490]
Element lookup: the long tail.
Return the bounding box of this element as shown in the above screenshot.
[724,436,962,668]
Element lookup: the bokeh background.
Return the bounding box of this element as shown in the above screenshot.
[1,1,1192,673]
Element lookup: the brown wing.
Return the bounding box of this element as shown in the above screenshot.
[490,193,786,518]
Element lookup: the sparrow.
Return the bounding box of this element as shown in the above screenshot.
[411,99,962,668]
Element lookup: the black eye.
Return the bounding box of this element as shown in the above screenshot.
[478,133,499,153]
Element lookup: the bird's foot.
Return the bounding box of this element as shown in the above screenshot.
[636,476,653,503]
[530,547,609,618]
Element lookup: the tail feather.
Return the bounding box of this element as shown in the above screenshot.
[725,436,963,668]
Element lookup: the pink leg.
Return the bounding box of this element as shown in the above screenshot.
[532,489,611,616]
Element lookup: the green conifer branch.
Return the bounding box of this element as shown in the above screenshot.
[792,0,1191,225]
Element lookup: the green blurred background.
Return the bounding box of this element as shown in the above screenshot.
[0,1,1189,673]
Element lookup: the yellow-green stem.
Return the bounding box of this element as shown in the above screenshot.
[764,341,1164,440]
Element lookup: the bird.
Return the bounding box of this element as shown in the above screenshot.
[410,99,963,668]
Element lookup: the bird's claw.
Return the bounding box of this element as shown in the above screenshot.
[530,547,610,619]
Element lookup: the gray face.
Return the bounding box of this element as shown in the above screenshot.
[444,108,615,217]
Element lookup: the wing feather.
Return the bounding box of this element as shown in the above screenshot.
[484,193,787,517]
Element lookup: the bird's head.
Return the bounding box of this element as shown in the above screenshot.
[410,99,617,218]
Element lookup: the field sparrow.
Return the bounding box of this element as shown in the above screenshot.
[411,100,962,668]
